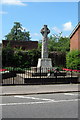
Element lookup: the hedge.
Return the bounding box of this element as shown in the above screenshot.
[2,47,66,68]
[66,50,80,70]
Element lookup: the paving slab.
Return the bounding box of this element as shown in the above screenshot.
[0,84,80,96]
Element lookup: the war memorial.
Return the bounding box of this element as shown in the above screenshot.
[1,25,80,85]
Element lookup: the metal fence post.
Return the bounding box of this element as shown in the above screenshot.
[13,67,14,85]
[71,70,72,83]
[56,71,57,83]
[40,67,41,79]
[2,74,3,85]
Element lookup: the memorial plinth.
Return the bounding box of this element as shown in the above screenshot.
[37,25,52,72]
[37,58,52,68]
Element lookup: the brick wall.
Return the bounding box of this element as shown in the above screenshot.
[78,27,80,50]
[70,26,80,51]
[2,40,38,50]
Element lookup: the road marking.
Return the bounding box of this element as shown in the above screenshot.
[64,93,78,96]
[0,99,79,106]
[14,95,53,101]
[0,101,54,106]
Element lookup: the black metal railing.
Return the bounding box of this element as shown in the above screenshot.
[0,67,79,85]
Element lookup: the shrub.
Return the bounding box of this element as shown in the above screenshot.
[2,46,14,67]
[28,49,41,67]
[66,50,80,70]
[2,47,41,68]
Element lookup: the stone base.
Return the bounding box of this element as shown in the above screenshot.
[31,67,37,72]
[37,58,52,68]
[37,58,52,72]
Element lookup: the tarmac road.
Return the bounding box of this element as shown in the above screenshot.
[1,92,80,118]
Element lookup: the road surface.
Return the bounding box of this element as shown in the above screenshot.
[1,92,80,118]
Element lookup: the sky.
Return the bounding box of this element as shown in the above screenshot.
[0,0,79,43]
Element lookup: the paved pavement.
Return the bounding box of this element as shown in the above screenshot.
[0,84,80,96]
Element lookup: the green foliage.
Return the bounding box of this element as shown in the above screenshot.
[38,33,70,52]
[48,35,57,51]
[3,67,26,72]
[66,50,80,70]
[38,40,42,51]
[28,49,41,67]
[48,34,70,52]
[14,50,30,68]
[57,37,70,52]
[5,22,31,41]
[2,44,14,67]
[2,46,41,68]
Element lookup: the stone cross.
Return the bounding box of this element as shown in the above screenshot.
[41,25,50,58]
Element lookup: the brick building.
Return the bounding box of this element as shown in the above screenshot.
[2,40,38,50]
[70,22,80,51]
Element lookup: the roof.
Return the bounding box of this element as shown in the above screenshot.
[69,22,80,39]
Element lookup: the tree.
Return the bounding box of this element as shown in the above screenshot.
[48,33,70,52]
[38,33,70,52]
[57,37,70,52]
[48,35,57,51]
[5,22,31,41]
